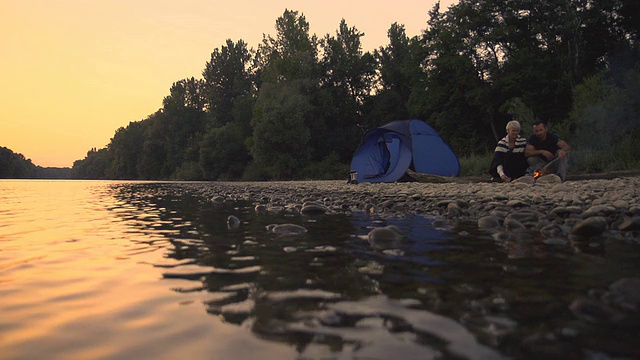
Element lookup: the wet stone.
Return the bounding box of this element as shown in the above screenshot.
[436,199,452,207]
[211,195,225,203]
[300,203,330,215]
[506,210,542,223]
[618,217,640,231]
[540,223,567,238]
[542,238,568,245]
[367,225,404,249]
[363,203,376,215]
[271,223,308,236]
[447,202,462,216]
[507,199,528,208]
[571,216,607,238]
[607,278,640,312]
[227,215,240,229]
[581,205,616,218]
[504,217,525,231]
[569,297,623,324]
[478,216,502,230]
[379,200,395,209]
[549,206,582,218]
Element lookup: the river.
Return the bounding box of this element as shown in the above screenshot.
[1,180,638,359]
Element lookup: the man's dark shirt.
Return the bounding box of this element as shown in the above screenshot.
[528,132,561,160]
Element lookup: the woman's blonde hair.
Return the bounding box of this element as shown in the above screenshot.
[506,120,521,131]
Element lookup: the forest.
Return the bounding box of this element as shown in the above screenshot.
[0,147,72,179]
[68,0,639,180]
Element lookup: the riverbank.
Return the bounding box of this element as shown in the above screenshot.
[195,175,640,338]
[197,174,640,241]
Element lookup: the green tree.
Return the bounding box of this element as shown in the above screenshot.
[250,9,318,179]
[107,120,148,179]
[251,81,312,179]
[200,122,250,179]
[317,19,375,161]
[159,80,208,178]
[199,39,256,179]
[414,2,494,155]
[254,9,319,84]
[369,23,424,126]
[0,147,37,178]
[202,39,254,128]
[72,147,110,179]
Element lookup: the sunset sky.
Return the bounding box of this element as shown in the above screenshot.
[1,0,456,168]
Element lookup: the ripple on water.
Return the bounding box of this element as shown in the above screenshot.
[3,180,640,359]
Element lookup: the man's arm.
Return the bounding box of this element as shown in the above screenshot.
[526,144,552,158]
[525,144,536,158]
[526,143,554,160]
[557,139,571,158]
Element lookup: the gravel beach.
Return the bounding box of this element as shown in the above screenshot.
[199,174,640,241]
[196,175,640,353]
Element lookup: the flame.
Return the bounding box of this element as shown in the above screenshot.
[533,170,543,179]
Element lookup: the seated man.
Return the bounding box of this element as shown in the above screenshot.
[525,120,571,180]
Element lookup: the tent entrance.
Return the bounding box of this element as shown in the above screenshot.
[361,133,403,179]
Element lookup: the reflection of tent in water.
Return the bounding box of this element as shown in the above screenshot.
[349,120,460,183]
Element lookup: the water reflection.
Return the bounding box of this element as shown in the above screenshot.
[105,182,640,359]
[109,183,499,358]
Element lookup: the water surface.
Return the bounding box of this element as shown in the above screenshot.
[1,180,638,359]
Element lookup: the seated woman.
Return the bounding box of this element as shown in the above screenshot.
[489,120,528,182]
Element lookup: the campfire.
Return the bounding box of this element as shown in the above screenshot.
[533,169,544,179]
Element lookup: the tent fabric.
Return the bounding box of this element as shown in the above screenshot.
[349,119,460,183]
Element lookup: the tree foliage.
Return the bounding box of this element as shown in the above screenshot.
[69,2,639,180]
[0,147,38,178]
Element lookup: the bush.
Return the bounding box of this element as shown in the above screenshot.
[298,153,350,180]
[458,152,493,177]
[571,128,640,173]
[172,161,204,180]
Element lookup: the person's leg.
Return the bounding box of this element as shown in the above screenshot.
[527,156,547,172]
[555,151,569,181]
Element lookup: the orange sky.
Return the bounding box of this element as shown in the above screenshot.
[0,0,456,168]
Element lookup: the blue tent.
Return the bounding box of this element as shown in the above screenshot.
[349,120,460,183]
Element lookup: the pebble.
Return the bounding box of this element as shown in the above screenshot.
[513,175,535,184]
[581,205,616,218]
[300,202,330,215]
[606,277,640,312]
[270,223,308,236]
[618,217,640,231]
[367,225,404,249]
[536,174,562,184]
[571,216,608,237]
[226,215,240,229]
[478,216,502,230]
[569,297,623,324]
[551,183,571,193]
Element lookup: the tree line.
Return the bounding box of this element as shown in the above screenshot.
[0,146,72,179]
[71,1,639,180]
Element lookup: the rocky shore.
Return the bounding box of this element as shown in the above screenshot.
[197,174,640,338]
[200,174,640,241]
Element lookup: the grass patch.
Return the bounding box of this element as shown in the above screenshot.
[570,134,640,174]
[458,152,493,177]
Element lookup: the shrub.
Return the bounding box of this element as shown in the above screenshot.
[458,152,492,177]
